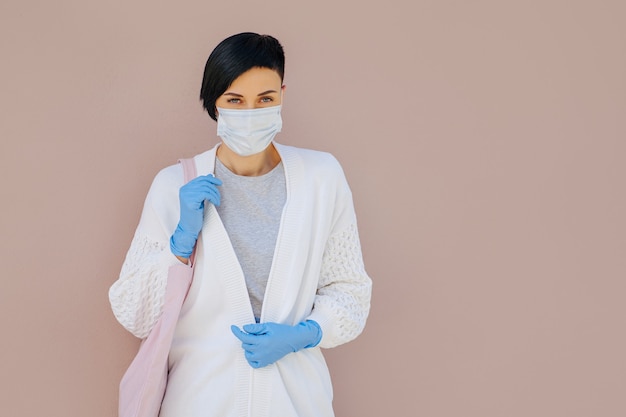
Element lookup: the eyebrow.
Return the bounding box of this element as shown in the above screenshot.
[223,90,278,97]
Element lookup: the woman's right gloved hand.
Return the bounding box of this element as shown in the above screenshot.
[170,174,222,258]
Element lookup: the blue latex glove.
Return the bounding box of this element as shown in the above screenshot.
[170,174,222,258]
[230,320,322,368]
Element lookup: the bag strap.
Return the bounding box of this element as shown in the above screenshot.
[180,157,197,186]
[179,157,198,265]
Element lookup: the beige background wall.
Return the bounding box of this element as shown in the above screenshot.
[1,1,625,416]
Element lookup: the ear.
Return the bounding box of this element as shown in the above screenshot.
[280,84,286,103]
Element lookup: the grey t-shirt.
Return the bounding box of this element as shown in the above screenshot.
[214,157,286,320]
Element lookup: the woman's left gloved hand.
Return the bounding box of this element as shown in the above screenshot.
[231,320,322,368]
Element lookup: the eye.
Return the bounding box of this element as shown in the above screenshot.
[260,97,274,103]
[227,98,242,104]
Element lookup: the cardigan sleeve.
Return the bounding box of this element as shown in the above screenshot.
[108,165,185,339]
[307,223,372,348]
[307,160,373,349]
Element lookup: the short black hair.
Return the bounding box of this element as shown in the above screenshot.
[200,32,285,121]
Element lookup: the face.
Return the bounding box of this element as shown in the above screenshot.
[215,67,284,112]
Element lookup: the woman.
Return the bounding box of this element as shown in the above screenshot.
[109,32,372,417]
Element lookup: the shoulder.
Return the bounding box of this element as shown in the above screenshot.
[276,143,345,177]
[152,162,184,189]
[145,162,184,205]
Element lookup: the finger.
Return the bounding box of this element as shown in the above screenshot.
[190,174,222,187]
[182,183,222,197]
[203,195,220,208]
[241,342,256,351]
[230,325,257,344]
[182,187,221,206]
[242,323,267,334]
[230,325,246,341]
[190,183,221,198]
[204,174,223,186]
[188,174,222,186]
[204,189,221,206]
[181,181,221,197]
[244,351,264,368]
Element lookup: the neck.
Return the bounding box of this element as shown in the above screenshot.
[216,143,281,176]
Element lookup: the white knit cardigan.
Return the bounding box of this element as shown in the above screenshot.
[109,142,372,417]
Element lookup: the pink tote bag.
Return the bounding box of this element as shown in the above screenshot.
[118,158,198,417]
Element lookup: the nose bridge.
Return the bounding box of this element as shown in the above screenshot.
[246,98,260,109]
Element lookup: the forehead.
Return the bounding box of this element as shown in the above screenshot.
[225,67,282,94]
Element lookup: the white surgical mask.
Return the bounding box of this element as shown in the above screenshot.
[216,105,283,156]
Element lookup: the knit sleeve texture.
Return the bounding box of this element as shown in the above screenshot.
[108,165,184,339]
[306,156,372,348]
